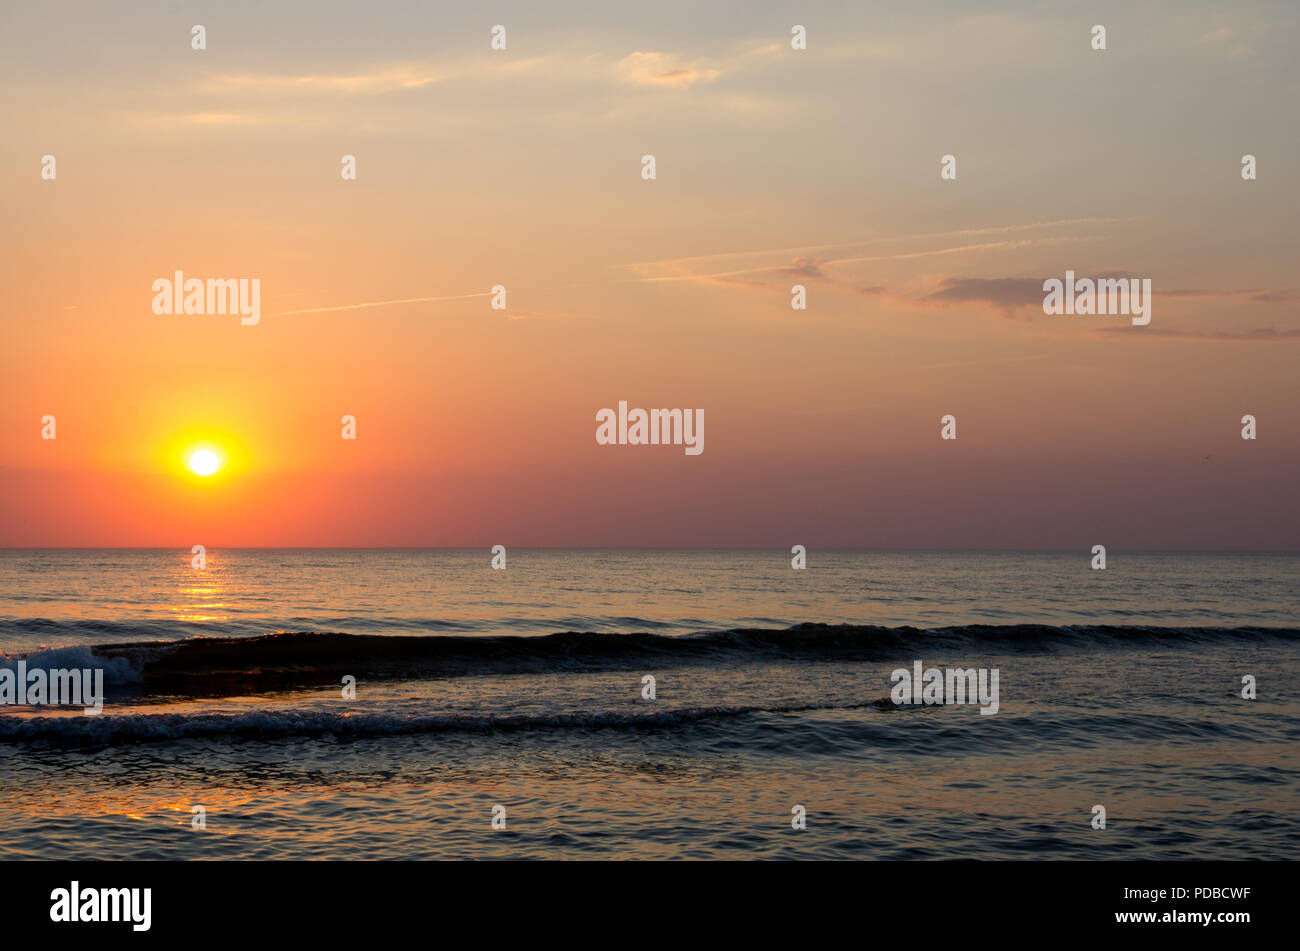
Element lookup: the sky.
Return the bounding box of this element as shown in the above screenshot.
[1,0,1298,548]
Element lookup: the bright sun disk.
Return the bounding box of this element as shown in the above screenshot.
[187,448,221,477]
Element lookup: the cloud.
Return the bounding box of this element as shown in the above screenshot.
[621,218,1132,276]
[920,277,1045,316]
[767,258,887,297]
[1198,27,1254,57]
[1097,325,1300,342]
[823,237,1069,267]
[277,291,491,317]
[615,51,720,89]
[204,65,438,94]
[917,278,1298,319]
[629,256,887,299]
[176,112,267,125]
[908,276,1300,341]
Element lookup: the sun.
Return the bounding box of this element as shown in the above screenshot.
[186,448,222,477]
[162,430,242,482]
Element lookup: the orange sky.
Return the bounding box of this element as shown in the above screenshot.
[2,1,1297,547]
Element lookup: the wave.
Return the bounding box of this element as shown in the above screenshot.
[0,699,899,744]
[2,623,1296,696]
[0,615,731,640]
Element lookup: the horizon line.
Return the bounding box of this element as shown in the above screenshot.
[2,546,1297,554]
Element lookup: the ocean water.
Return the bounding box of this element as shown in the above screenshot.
[0,549,1297,859]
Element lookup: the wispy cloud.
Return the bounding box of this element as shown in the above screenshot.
[277,292,491,317]
[621,218,1133,273]
[177,111,268,125]
[1198,26,1254,57]
[920,277,1045,316]
[1098,325,1300,342]
[615,51,721,89]
[622,236,1088,294]
[917,277,1300,321]
[203,65,439,94]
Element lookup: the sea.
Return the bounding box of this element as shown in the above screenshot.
[1,549,1296,859]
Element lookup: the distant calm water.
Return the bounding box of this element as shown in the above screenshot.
[1,549,1297,859]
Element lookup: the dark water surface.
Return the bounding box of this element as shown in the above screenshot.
[1,550,1296,859]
